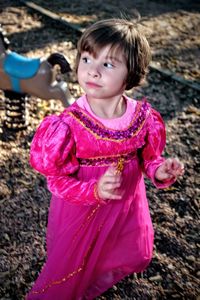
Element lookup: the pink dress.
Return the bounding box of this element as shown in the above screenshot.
[27,95,174,300]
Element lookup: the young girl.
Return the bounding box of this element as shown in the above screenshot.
[27,18,184,300]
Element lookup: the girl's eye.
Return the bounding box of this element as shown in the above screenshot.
[103,62,114,68]
[82,57,91,64]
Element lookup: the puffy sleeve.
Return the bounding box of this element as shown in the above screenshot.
[30,115,104,205]
[139,108,175,188]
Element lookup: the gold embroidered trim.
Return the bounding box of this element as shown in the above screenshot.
[93,183,103,203]
[72,203,101,243]
[31,222,104,295]
[78,151,137,167]
[115,157,125,174]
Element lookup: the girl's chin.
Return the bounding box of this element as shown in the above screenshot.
[85,91,103,98]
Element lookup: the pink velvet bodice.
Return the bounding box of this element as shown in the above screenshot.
[30,95,172,206]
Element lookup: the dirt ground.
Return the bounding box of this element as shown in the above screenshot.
[0,1,199,299]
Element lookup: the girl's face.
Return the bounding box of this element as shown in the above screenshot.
[77,45,128,101]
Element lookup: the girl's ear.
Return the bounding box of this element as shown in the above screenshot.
[123,74,129,90]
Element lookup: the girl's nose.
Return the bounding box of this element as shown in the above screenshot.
[88,65,100,78]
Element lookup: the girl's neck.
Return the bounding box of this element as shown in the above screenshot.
[86,95,126,119]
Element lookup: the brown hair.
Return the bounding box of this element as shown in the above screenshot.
[76,18,151,90]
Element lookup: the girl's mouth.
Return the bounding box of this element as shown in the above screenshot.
[86,82,102,88]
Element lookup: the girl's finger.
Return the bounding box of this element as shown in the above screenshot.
[104,175,121,183]
[170,159,184,175]
[105,167,117,176]
[103,182,121,191]
[172,158,182,170]
[103,174,121,186]
[165,158,173,171]
[105,192,122,200]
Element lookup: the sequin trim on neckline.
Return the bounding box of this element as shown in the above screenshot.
[68,100,150,141]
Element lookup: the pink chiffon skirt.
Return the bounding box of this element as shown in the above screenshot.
[26,161,154,300]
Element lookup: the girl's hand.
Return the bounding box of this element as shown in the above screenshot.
[97,167,123,200]
[155,157,184,182]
